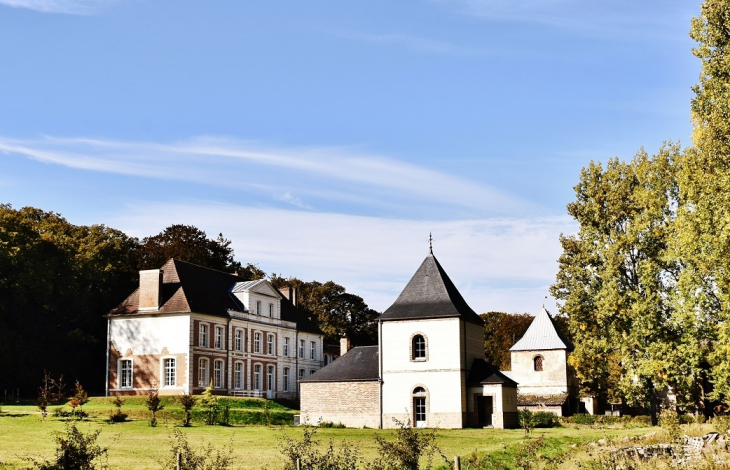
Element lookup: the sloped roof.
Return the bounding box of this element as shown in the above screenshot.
[380,254,484,325]
[107,259,322,335]
[510,307,574,352]
[467,359,518,387]
[300,346,379,382]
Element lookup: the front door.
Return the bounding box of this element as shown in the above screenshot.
[477,396,493,426]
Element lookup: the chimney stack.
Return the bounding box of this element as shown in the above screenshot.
[340,335,351,357]
[139,269,163,310]
[278,286,298,307]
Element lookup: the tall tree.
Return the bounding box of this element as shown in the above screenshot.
[0,204,139,394]
[481,312,534,370]
[138,224,242,273]
[551,146,684,420]
[270,275,379,346]
[675,0,730,402]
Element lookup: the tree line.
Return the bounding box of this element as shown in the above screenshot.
[551,0,730,419]
[0,205,377,395]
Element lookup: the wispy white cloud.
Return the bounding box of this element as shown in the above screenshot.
[0,135,532,217]
[339,32,492,56]
[0,0,114,14]
[277,192,314,210]
[106,201,577,314]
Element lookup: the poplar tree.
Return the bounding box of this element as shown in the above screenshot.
[675,0,730,402]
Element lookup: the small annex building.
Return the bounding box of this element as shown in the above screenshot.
[300,251,519,429]
[501,306,578,416]
[106,259,324,398]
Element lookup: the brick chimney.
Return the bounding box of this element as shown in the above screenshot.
[340,335,351,357]
[138,269,163,310]
[278,286,298,307]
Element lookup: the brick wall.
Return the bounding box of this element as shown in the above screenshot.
[300,381,380,428]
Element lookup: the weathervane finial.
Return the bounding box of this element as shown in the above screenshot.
[429,232,433,255]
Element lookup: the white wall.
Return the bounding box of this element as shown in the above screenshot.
[111,315,190,355]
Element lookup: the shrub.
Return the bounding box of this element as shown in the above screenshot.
[219,402,230,426]
[531,412,559,428]
[319,421,346,428]
[108,396,127,423]
[146,389,164,427]
[570,413,597,425]
[27,421,108,470]
[278,425,360,470]
[200,382,219,426]
[679,413,696,425]
[368,418,448,470]
[659,410,681,443]
[518,409,535,435]
[161,429,233,470]
[177,393,197,427]
[461,450,507,470]
[514,435,546,470]
[713,415,730,433]
[69,380,89,419]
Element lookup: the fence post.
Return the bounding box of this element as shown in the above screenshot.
[296,458,301,470]
[454,455,461,470]
[176,452,181,470]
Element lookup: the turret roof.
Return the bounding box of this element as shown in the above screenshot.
[510,307,574,352]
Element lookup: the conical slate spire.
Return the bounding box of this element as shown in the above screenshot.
[510,307,574,352]
[380,254,484,325]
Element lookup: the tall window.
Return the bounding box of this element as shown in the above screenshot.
[283,367,290,392]
[254,364,262,391]
[283,337,290,357]
[120,359,132,388]
[256,301,261,315]
[298,368,305,383]
[235,330,243,352]
[267,366,274,392]
[234,362,243,389]
[269,303,274,317]
[214,360,223,388]
[299,339,305,359]
[267,334,274,355]
[164,358,176,387]
[214,326,223,349]
[412,335,426,360]
[199,324,208,347]
[254,333,261,353]
[534,355,544,372]
[413,387,427,427]
[198,358,209,387]
[310,341,316,360]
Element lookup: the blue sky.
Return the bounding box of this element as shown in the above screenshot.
[1,0,699,314]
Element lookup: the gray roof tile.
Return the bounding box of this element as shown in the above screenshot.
[380,254,483,325]
[510,307,574,352]
[301,346,379,382]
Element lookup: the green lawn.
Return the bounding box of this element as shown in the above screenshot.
[0,400,657,469]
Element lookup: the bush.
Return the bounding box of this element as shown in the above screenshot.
[679,413,696,425]
[162,429,233,470]
[569,413,597,425]
[659,410,681,443]
[28,421,108,470]
[368,418,448,470]
[518,409,535,435]
[461,450,508,470]
[278,425,360,470]
[713,415,730,433]
[177,393,197,427]
[200,382,219,426]
[108,396,127,423]
[319,421,346,428]
[146,389,164,427]
[531,412,559,428]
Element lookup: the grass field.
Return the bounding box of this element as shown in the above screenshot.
[0,399,658,469]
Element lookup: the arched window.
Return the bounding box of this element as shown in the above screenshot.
[412,386,428,427]
[412,334,426,360]
[534,355,544,372]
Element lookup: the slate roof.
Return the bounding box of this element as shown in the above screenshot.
[300,346,379,383]
[510,307,574,352]
[467,359,518,387]
[379,254,484,325]
[107,259,322,335]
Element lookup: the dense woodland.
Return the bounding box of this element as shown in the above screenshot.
[0,207,381,395]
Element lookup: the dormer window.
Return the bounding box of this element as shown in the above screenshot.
[412,334,427,361]
[534,355,544,371]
